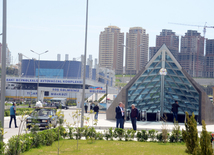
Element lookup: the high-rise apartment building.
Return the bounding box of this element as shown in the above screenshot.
[125,27,149,75]
[178,30,204,77]
[205,39,214,77]
[149,29,179,60]
[99,26,124,75]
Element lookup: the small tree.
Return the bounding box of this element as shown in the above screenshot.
[200,120,213,155]
[182,112,200,154]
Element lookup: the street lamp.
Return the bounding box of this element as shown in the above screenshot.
[80,0,89,128]
[0,0,7,129]
[30,50,48,101]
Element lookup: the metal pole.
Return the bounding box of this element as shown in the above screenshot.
[81,0,89,128]
[106,83,108,103]
[37,55,40,101]
[0,0,7,129]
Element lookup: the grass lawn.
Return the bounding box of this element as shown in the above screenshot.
[23,140,188,155]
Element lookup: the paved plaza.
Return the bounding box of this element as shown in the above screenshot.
[3,108,214,143]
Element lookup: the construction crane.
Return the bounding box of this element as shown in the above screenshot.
[169,22,214,55]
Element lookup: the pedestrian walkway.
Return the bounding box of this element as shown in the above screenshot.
[3,109,214,144]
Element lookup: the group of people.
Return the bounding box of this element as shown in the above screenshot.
[84,103,99,120]
[115,101,180,130]
[115,102,139,130]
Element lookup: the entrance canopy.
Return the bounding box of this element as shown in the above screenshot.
[107,44,214,124]
[127,44,199,116]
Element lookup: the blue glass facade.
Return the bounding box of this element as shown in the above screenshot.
[35,68,63,78]
[22,60,83,79]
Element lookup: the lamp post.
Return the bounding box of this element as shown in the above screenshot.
[30,50,48,101]
[0,0,7,129]
[80,0,89,128]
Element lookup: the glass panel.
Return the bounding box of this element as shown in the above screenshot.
[136,76,145,83]
[166,54,173,61]
[165,75,173,82]
[130,83,139,90]
[141,88,150,94]
[156,62,162,68]
[148,62,158,69]
[167,69,176,75]
[150,69,160,75]
[177,83,187,90]
[133,89,143,95]
[175,70,184,76]
[138,82,148,89]
[181,78,190,84]
[173,89,183,95]
[167,81,177,88]
[142,69,152,75]
[186,85,196,91]
[182,90,192,96]
[154,54,162,61]
[169,62,179,69]
[147,81,158,88]
[172,76,182,83]
[153,75,161,81]
[165,62,171,68]
[144,76,154,82]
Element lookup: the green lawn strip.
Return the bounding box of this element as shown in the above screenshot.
[23,140,187,155]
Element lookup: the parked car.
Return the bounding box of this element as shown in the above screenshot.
[26,108,58,129]
[46,102,69,109]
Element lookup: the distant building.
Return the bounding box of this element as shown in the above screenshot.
[99,26,124,75]
[205,39,214,77]
[178,30,204,77]
[125,27,149,75]
[149,29,179,60]
[65,54,69,61]
[0,43,11,67]
[57,54,61,61]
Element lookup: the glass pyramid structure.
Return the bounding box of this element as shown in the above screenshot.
[127,45,199,117]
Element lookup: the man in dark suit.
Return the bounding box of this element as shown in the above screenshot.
[171,101,180,122]
[115,102,124,129]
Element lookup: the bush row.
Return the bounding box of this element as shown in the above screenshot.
[5,126,65,155]
[4,108,32,116]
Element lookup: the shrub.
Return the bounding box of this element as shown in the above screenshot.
[170,121,182,143]
[96,132,104,140]
[156,133,163,142]
[148,129,157,141]
[104,130,111,140]
[0,121,5,155]
[200,120,213,155]
[68,127,74,139]
[114,128,124,141]
[182,112,200,154]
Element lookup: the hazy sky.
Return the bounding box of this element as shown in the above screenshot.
[0,0,214,65]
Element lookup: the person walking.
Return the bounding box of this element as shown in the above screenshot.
[9,103,18,128]
[84,103,88,113]
[93,104,99,120]
[171,101,180,122]
[115,102,124,129]
[90,103,93,111]
[130,104,139,130]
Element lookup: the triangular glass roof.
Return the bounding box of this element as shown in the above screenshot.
[127,45,199,115]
